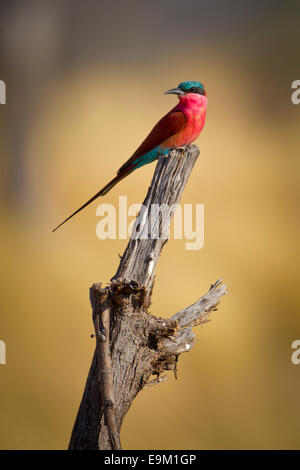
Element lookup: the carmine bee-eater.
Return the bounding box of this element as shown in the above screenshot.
[52,80,207,231]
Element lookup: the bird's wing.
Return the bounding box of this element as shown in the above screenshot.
[52,110,186,232]
[117,110,186,174]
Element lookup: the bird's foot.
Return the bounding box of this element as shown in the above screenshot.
[174,146,187,155]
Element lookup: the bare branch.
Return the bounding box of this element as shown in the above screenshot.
[68,145,228,450]
[113,145,200,297]
[158,279,227,357]
[90,284,121,450]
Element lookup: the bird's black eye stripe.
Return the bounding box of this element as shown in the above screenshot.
[188,87,205,95]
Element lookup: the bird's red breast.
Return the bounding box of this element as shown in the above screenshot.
[164,93,207,148]
[118,92,207,174]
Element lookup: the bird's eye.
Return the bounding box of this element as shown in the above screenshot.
[190,87,196,93]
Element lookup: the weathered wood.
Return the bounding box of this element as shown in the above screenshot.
[91,286,121,450]
[113,145,200,296]
[68,145,227,450]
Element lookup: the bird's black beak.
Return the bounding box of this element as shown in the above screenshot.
[164,88,184,96]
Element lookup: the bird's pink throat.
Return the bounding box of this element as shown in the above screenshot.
[178,93,207,110]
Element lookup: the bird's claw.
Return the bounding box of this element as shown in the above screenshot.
[171,146,187,154]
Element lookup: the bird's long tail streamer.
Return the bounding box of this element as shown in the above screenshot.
[52,170,130,232]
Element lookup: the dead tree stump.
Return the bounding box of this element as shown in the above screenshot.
[68,144,227,450]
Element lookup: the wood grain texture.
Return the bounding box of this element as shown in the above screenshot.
[68,145,227,450]
[113,145,200,295]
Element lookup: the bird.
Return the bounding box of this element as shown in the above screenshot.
[52,80,207,232]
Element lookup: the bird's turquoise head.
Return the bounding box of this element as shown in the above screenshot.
[164,80,206,97]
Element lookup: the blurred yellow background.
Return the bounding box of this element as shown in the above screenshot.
[0,1,299,449]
